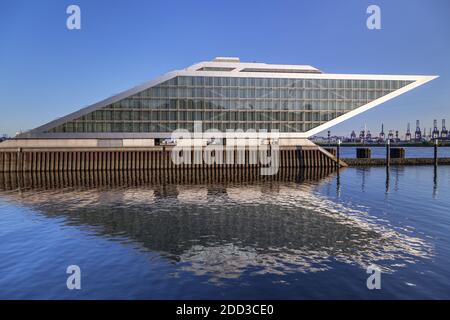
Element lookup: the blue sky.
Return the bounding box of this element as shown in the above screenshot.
[0,0,449,137]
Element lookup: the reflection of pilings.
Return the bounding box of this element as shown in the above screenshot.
[0,147,341,173]
[433,165,438,198]
[336,170,341,197]
[385,167,390,193]
[0,167,336,191]
[359,167,367,192]
[394,167,400,192]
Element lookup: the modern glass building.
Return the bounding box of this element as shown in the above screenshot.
[12,57,436,146]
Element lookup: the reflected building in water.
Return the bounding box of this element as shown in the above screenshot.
[0,170,432,283]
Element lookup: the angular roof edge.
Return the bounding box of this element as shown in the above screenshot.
[304,75,438,137]
[18,71,180,138]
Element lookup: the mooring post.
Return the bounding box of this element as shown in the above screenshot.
[386,139,390,167]
[336,139,341,169]
[434,138,438,167]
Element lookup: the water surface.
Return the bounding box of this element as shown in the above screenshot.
[0,166,449,299]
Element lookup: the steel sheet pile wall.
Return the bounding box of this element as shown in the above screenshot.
[0,147,339,173]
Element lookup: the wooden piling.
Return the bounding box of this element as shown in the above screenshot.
[434,139,438,167]
[386,141,391,167]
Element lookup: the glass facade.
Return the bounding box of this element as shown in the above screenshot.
[47,76,412,134]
